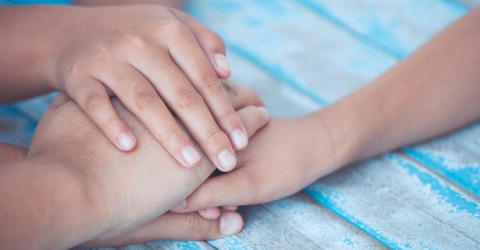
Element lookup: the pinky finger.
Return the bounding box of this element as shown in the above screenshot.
[67,77,137,151]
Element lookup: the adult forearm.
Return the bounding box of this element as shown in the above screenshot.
[0,5,78,103]
[0,156,109,249]
[320,7,480,167]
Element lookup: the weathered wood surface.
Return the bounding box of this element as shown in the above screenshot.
[1,0,480,249]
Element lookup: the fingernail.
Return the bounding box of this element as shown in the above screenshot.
[170,199,187,212]
[220,213,242,236]
[182,145,201,166]
[217,149,237,172]
[231,129,248,149]
[118,132,135,151]
[223,206,238,211]
[214,53,230,73]
[257,106,269,116]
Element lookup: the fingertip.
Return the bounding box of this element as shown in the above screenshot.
[213,53,231,79]
[230,129,248,150]
[220,211,244,236]
[181,144,202,167]
[117,130,136,151]
[198,207,221,220]
[217,148,237,172]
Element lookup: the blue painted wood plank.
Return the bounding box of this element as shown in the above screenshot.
[291,0,480,198]
[146,240,214,250]
[297,0,466,59]
[304,153,480,249]
[206,53,381,249]
[454,0,480,7]
[187,0,480,248]
[187,0,480,199]
[0,105,36,147]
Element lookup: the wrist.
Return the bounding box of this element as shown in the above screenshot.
[41,5,89,89]
[304,105,364,178]
[28,153,115,245]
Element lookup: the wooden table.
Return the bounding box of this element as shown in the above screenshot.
[1,0,480,249]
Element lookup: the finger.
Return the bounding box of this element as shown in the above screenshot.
[198,207,221,220]
[172,106,269,212]
[164,17,249,152]
[170,9,230,78]
[79,211,243,248]
[66,77,136,151]
[130,49,237,172]
[223,81,265,109]
[236,106,270,138]
[95,64,201,167]
[182,168,256,212]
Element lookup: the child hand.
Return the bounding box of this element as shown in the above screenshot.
[48,5,245,171]
[172,115,339,216]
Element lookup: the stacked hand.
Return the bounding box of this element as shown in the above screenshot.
[172,114,338,219]
[27,82,269,247]
[48,4,247,172]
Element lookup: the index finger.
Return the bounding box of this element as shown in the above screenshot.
[165,19,249,151]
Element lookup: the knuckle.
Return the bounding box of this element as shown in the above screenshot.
[121,33,148,50]
[176,87,203,109]
[81,91,104,114]
[134,89,158,111]
[203,128,229,149]
[219,110,239,126]
[165,125,188,145]
[65,60,89,81]
[199,74,222,93]
[204,32,225,50]
[163,20,187,36]
[186,213,213,238]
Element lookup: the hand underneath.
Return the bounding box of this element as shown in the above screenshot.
[48,5,247,171]
[27,83,268,246]
[173,114,339,218]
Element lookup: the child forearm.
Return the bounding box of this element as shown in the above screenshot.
[0,5,77,103]
[319,7,480,168]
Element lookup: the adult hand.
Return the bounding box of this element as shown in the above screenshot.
[48,5,246,171]
[27,83,268,245]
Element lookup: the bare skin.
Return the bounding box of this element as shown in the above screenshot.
[0,82,268,249]
[0,3,247,172]
[173,7,480,216]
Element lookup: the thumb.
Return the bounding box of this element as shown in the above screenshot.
[78,211,244,248]
[171,9,231,79]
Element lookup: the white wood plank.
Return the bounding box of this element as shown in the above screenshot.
[292,0,480,198]
[304,153,480,249]
[297,0,466,58]
[207,53,382,249]
[455,0,480,7]
[146,240,214,250]
[187,0,480,196]
[187,0,480,248]
[263,194,385,249]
